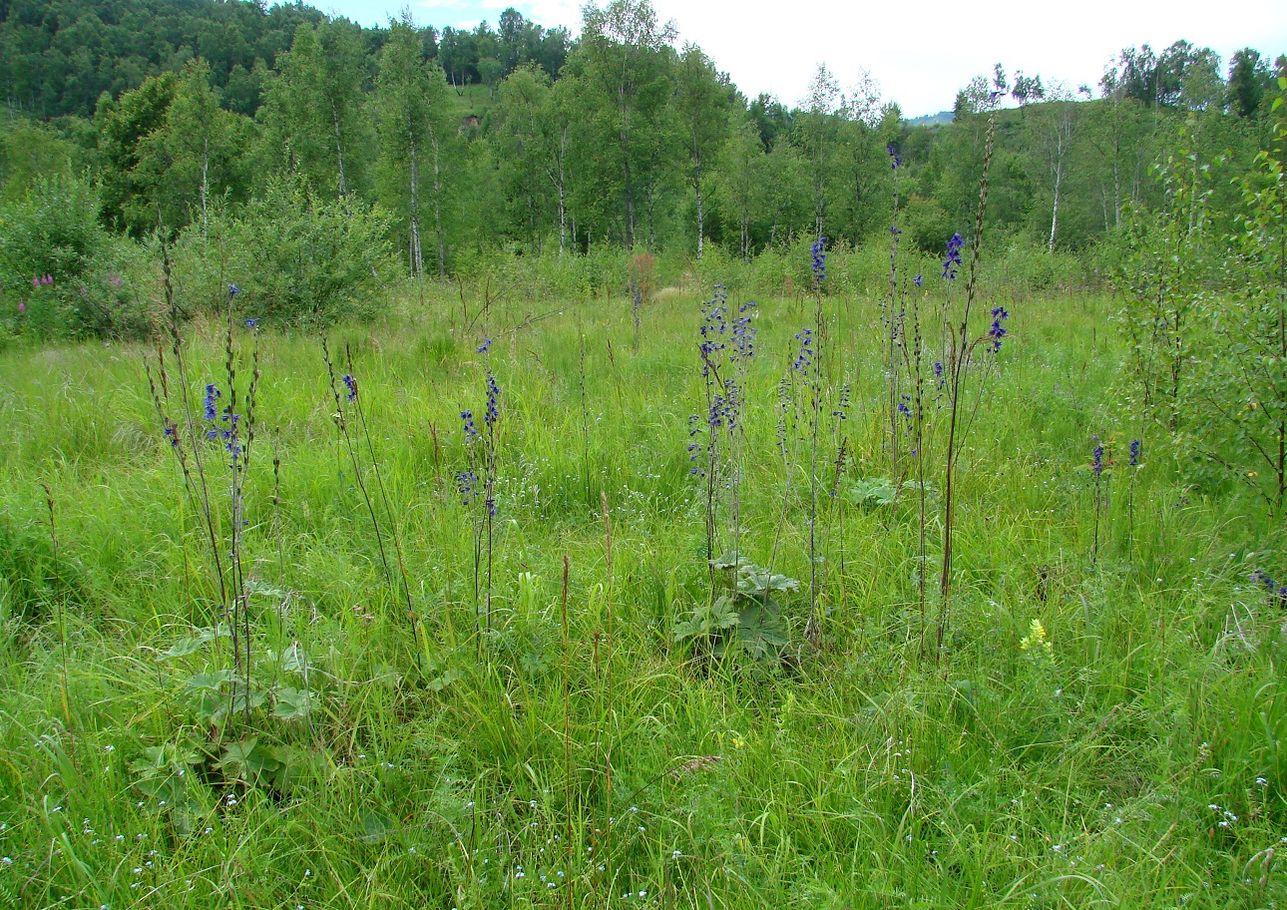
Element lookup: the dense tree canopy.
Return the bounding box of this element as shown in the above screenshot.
[2,0,1284,275]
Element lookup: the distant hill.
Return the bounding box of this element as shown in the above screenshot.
[906,111,954,127]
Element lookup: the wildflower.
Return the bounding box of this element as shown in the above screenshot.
[460,409,478,440]
[1092,443,1104,477]
[886,142,901,169]
[163,424,179,448]
[244,318,259,330]
[942,232,964,280]
[484,374,500,426]
[203,384,221,422]
[342,374,358,402]
[17,301,26,315]
[108,273,123,288]
[228,283,240,297]
[731,302,757,360]
[791,328,815,375]
[477,337,492,354]
[456,470,479,505]
[933,360,944,389]
[913,274,923,288]
[687,415,704,477]
[810,236,827,285]
[1019,618,1054,658]
[988,306,1009,352]
[1129,439,1142,466]
[31,276,40,289]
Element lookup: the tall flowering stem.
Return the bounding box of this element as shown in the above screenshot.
[1126,438,1142,554]
[805,238,827,644]
[322,338,420,668]
[692,287,757,606]
[885,144,907,483]
[1090,438,1106,565]
[897,272,930,648]
[344,346,421,663]
[461,339,502,648]
[936,111,998,661]
[152,245,230,658]
[222,285,255,713]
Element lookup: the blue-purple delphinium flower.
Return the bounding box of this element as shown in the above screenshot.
[831,383,851,421]
[228,283,240,297]
[342,374,358,402]
[687,414,704,476]
[244,318,259,329]
[792,328,815,375]
[456,469,478,504]
[731,301,757,361]
[933,361,944,389]
[942,232,964,280]
[163,424,179,447]
[1092,443,1104,477]
[699,288,729,375]
[460,409,478,439]
[811,237,827,285]
[477,337,492,354]
[204,383,221,422]
[484,374,501,426]
[1129,439,1142,466]
[913,274,924,288]
[886,143,901,169]
[1251,571,1287,605]
[988,306,1009,352]
[897,395,912,421]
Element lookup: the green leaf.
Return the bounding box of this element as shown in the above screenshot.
[848,477,897,508]
[186,670,235,692]
[156,625,230,661]
[272,686,315,721]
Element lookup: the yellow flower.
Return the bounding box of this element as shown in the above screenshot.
[1019,618,1054,658]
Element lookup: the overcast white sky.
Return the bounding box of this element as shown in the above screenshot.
[316,0,1287,116]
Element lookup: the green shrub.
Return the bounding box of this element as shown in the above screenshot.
[0,174,155,339]
[171,177,398,327]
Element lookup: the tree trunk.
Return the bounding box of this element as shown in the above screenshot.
[409,132,423,277]
[332,104,348,197]
[199,134,209,236]
[429,130,446,276]
[695,179,704,259]
[1048,158,1062,253]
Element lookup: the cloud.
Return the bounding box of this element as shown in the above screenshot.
[325,0,1287,116]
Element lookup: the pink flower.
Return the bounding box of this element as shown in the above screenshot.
[31,276,40,289]
[17,302,26,314]
[43,274,53,286]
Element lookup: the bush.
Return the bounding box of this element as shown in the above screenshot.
[171,177,398,327]
[0,174,155,339]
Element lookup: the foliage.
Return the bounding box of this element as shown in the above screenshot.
[171,177,397,326]
[674,556,796,660]
[0,174,154,339]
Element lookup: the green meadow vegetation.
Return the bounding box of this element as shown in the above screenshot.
[1,242,1286,908]
[2,0,1287,907]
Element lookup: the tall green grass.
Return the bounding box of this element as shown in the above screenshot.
[0,282,1282,908]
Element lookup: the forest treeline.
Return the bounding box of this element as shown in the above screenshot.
[0,0,1284,322]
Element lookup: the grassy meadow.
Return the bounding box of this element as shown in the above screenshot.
[0,279,1285,909]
